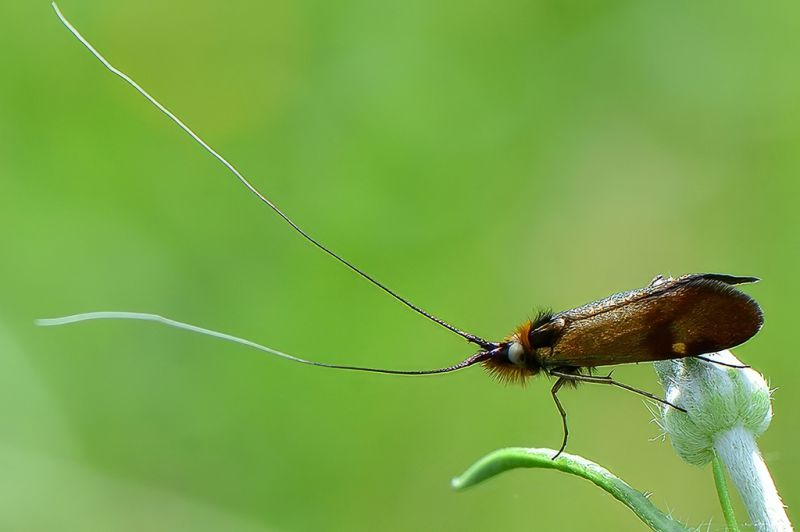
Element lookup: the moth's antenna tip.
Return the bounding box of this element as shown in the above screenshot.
[35,316,74,327]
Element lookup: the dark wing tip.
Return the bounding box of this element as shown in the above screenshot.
[691,273,760,286]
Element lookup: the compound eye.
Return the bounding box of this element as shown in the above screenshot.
[507,342,526,366]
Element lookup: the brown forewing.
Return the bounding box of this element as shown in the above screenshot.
[537,274,763,368]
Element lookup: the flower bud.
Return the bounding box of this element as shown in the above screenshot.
[654,350,771,466]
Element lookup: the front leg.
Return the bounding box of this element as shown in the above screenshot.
[550,377,569,459]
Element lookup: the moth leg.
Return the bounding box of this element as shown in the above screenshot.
[550,377,569,460]
[549,370,687,413]
[694,355,750,369]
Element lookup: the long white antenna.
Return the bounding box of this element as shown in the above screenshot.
[37,312,496,375]
[50,2,494,350]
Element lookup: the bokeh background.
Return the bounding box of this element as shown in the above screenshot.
[2,1,798,530]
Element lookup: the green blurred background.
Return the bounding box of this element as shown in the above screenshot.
[2,0,798,530]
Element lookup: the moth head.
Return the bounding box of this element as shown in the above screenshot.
[481,320,543,384]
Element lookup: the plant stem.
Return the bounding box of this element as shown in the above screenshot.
[712,453,740,531]
[714,426,792,531]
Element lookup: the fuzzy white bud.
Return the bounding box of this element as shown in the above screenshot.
[655,351,791,531]
[655,351,771,465]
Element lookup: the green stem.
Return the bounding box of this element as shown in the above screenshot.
[712,453,740,531]
[452,447,689,532]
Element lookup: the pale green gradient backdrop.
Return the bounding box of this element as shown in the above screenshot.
[1,1,798,530]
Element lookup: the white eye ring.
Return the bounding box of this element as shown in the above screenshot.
[508,342,526,366]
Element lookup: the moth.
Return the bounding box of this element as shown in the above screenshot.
[46,5,764,457]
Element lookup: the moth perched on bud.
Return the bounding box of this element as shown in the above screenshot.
[485,273,762,384]
[45,4,764,458]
